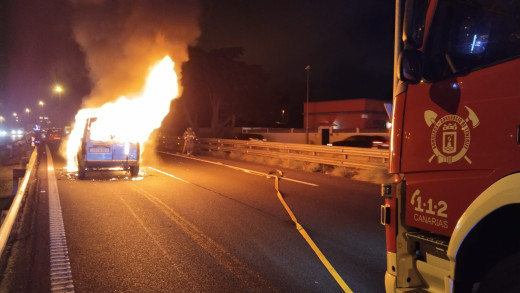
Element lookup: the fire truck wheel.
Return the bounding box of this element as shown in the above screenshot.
[477,251,520,293]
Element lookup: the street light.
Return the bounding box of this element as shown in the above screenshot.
[39,100,45,123]
[305,65,310,144]
[24,108,31,126]
[55,85,63,108]
[54,85,64,126]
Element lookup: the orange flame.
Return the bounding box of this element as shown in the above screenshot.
[65,55,178,171]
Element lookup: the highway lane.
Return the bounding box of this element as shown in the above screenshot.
[47,149,385,292]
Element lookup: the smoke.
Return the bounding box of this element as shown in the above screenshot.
[69,0,201,107]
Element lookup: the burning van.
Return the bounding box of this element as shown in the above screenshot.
[77,117,140,179]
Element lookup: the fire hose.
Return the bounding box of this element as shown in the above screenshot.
[268,170,352,293]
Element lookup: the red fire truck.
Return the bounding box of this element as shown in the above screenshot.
[382,0,520,292]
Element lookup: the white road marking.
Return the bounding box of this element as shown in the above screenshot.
[157,151,319,187]
[46,146,75,292]
[148,166,190,183]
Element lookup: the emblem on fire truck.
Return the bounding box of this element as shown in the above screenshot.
[424,106,479,164]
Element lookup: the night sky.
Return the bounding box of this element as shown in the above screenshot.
[199,0,394,102]
[0,0,394,128]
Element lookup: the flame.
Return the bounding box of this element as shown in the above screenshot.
[65,55,178,171]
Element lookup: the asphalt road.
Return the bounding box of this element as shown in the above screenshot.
[39,147,386,292]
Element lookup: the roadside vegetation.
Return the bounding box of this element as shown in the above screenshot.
[0,141,33,210]
[0,148,14,198]
[0,166,10,199]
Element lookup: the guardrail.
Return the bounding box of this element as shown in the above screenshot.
[185,138,389,170]
[0,149,37,256]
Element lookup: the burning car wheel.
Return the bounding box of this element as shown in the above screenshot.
[77,155,86,179]
[78,168,87,179]
[130,166,139,177]
[78,166,86,179]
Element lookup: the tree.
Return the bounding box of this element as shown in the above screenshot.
[180,46,273,137]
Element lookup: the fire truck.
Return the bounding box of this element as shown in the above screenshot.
[382,0,520,292]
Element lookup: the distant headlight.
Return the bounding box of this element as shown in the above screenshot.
[0,130,6,136]
[11,129,23,136]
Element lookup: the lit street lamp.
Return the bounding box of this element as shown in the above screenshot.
[24,108,32,127]
[305,65,310,144]
[55,85,63,106]
[54,85,64,126]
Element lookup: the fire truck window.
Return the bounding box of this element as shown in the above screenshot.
[423,0,520,82]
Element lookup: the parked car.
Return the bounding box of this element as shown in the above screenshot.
[332,135,389,149]
[64,126,72,136]
[77,117,140,179]
[235,133,266,141]
[46,127,63,145]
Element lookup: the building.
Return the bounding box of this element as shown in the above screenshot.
[304,98,389,130]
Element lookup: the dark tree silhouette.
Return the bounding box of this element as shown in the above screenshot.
[180,46,273,137]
